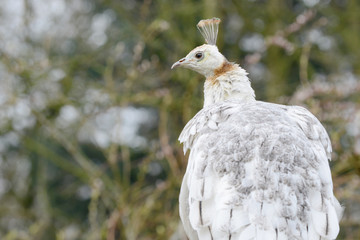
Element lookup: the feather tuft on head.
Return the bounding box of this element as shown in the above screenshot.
[197,17,221,45]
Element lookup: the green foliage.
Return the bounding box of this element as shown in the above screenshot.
[0,0,359,239]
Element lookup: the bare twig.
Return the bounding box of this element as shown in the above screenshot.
[299,42,312,86]
[244,10,317,65]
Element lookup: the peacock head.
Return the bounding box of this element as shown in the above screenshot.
[171,18,227,78]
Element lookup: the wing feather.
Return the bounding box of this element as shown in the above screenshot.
[179,100,342,240]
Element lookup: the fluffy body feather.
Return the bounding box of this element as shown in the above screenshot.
[173,18,342,240]
[179,101,342,240]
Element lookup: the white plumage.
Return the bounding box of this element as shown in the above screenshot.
[172,18,342,240]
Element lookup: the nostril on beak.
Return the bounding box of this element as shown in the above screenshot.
[171,58,187,69]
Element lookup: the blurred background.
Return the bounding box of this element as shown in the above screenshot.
[0,0,359,239]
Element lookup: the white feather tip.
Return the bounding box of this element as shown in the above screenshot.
[197,17,221,45]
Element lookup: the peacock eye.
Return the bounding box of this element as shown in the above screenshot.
[195,52,203,60]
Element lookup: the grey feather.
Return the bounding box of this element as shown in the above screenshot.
[179,100,342,240]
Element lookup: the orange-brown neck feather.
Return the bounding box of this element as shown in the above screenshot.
[207,61,236,85]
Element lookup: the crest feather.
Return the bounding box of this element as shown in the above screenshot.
[197,17,221,46]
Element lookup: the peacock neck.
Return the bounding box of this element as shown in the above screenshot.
[203,63,256,107]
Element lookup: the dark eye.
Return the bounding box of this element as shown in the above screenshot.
[195,52,203,59]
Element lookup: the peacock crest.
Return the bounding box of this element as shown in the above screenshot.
[197,17,221,46]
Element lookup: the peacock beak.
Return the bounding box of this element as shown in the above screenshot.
[171,57,187,69]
